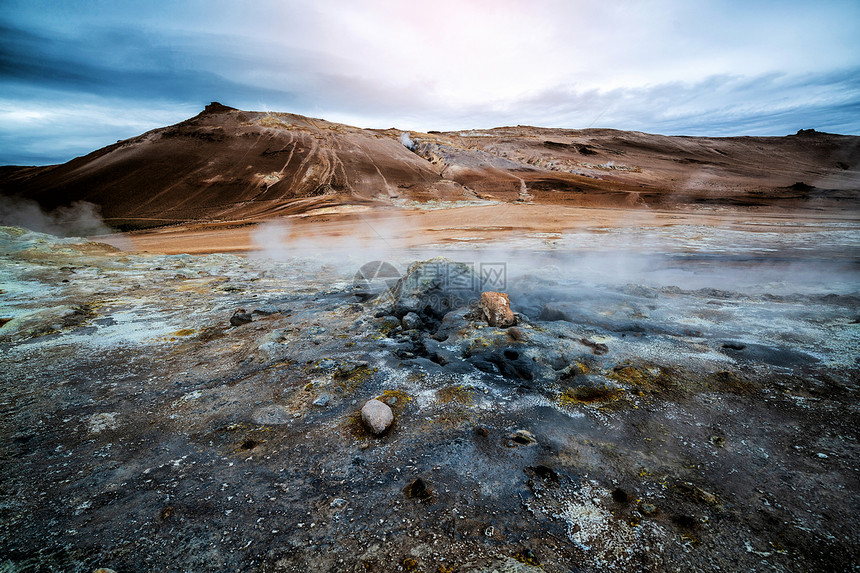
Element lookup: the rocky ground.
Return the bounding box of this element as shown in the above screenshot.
[1,221,859,572]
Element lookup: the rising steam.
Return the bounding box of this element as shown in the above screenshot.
[0,195,117,238]
[400,132,416,151]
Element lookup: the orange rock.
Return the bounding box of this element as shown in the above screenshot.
[481,291,516,328]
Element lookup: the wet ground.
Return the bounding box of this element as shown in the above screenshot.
[1,219,858,572]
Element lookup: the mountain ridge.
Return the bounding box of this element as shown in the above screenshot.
[2,103,858,230]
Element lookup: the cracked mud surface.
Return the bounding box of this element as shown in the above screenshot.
[1,222,858,572]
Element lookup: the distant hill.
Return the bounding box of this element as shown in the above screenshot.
[2,103,858,229]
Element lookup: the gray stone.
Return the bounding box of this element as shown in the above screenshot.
[312,395,331,407]
[401,312,422,331]
[360,399,394,435]
[379,315,401,334]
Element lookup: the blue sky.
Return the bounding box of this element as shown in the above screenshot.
[1,0,859,165]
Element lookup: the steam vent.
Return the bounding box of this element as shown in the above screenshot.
[1,102,859,572]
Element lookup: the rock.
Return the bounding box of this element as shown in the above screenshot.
[507,326,526,341]
[401,312,422,331]
[360,399,393,435]
[378,315,401,335]
[481,291,516,328]
[639,502,658,515]
[230,308,253,326]
[312,395,331,407]
[433,309,472,341]
[330,497,348,509]
[388,257,484,322]
[85,412,119,434]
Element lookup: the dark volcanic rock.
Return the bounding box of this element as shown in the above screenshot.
[229,308,253,326]
[389,258,484,324]
[400,311,422,331]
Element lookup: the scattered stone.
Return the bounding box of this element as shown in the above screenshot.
[404,477,431,500]
[579,337,609,355]
[474,425,489,437]
[639,502,658,515]
[473,557,543,573]
[360,399,394,435]
[378,315,401,335]
[401,312,422,331]
[230,309,253,326]
[506,326,526,341]
[312,395,331,407]
[316,358,338,371]
[330,498,348,509]
[85,412,119,434]
[481,291,516,328]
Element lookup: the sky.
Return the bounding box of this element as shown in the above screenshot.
[1,0,859,165]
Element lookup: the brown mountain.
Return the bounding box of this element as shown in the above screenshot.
[2,103,858,230]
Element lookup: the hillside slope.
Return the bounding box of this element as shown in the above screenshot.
[2,103,858,229]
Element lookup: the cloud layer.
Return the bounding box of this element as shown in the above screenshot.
[2,0,859,165]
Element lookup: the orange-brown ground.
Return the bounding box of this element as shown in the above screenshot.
[121,204,859,255]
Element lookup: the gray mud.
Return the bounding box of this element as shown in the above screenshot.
[1,225,858,572]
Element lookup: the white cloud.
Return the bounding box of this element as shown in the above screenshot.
[1,0,859,164]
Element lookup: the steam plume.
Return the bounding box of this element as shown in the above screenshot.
[0,195,116,238]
